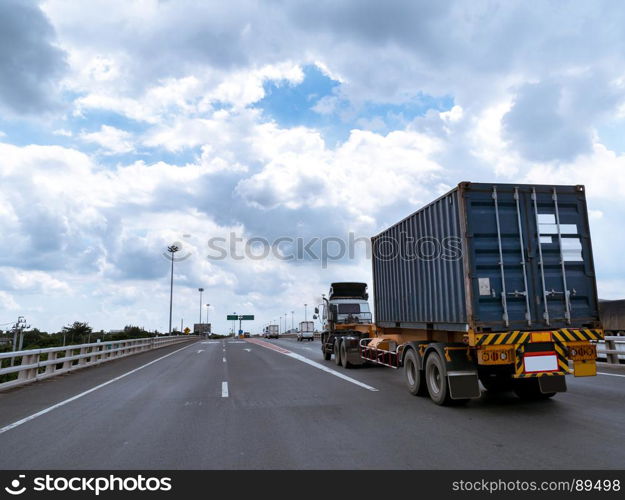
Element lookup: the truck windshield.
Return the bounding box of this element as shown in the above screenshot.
[338,304,360,314]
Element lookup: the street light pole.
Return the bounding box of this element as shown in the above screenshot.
[198,288,204,329]
[167,244,180,335]
[205,304,210,332]
[291,310,294,331]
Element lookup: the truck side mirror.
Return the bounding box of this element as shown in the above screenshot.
[313,315,318,320]
[314,307,319,314]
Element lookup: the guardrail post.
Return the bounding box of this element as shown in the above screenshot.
[45,351,57,376]
[17,354,38,382]
[606,338,619,364]
[62,349,72,371]
[79,347,88,365]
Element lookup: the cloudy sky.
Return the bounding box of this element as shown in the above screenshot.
[1,0,624,334]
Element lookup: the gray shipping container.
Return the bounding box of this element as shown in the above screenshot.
[371,182,601,333]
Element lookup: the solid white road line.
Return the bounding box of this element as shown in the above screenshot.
[247,339,378,392]
[0,341,198,436]
[597,372,625,378]
[222,381,229,397]
[285,351,379,392]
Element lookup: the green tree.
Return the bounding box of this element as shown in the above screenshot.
[61,322,92,346]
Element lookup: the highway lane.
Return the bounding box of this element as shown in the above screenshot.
[0,336,624,469]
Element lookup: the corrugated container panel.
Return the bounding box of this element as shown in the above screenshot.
[372,188,466,330]
[372,182,601,333]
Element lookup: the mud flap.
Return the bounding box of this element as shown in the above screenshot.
[538,375,567,394]
[447,371,481,399]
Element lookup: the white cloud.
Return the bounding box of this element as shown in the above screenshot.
[0,291,18,311]
[0,268,70,294]
[80,125,134,154]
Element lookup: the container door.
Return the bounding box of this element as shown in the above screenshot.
[465,185,535,330]
[464,184,598,332]
[524,186,598,330]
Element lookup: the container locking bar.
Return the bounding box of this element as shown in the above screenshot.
[552,188,572,325]
[492,186,509,327]
[514,187,532,325]
[532,187,550,325]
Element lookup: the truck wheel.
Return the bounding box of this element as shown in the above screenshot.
[340,342,351,369]
[513,378,556,400]
[404,349,427,396]
[425,351,467,406]
[334,340,342,366]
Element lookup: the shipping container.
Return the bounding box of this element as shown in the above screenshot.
[371,182,601,334]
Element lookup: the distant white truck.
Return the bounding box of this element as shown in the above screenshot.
[297,321,315,342]
[265,324,279,339]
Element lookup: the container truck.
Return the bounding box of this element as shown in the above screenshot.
[319,182,603,405]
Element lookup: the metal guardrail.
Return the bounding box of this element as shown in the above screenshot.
[596,334,625,364]
[0,335,198,391]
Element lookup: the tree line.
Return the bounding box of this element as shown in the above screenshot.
[0,322,178,352]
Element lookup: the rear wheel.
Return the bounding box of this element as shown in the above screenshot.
[340,342,351,369]
[513,378,556,400]
[425,351,468,406]
[334,340,342,366]
[404,349,427,396]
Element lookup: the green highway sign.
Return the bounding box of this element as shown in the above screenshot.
[227,314,255,320]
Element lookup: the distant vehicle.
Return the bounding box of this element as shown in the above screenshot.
[297,321,315,342]
[243,332,250,338]
[264,324,279,339]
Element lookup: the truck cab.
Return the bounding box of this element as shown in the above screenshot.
[318,282,374,362]
[321,299,372,328]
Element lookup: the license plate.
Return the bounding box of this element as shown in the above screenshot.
[523,352,558,373]
[568,344,596,361]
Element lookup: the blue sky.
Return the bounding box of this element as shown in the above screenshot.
[257,64,454,145]
[1,0,625,334]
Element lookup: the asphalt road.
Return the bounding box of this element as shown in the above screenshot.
[0,337,624,469]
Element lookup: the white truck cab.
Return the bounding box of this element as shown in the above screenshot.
[321,299,372,329]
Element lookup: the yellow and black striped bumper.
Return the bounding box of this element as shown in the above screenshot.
[473,328,603,346]
[471,329,603,378]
